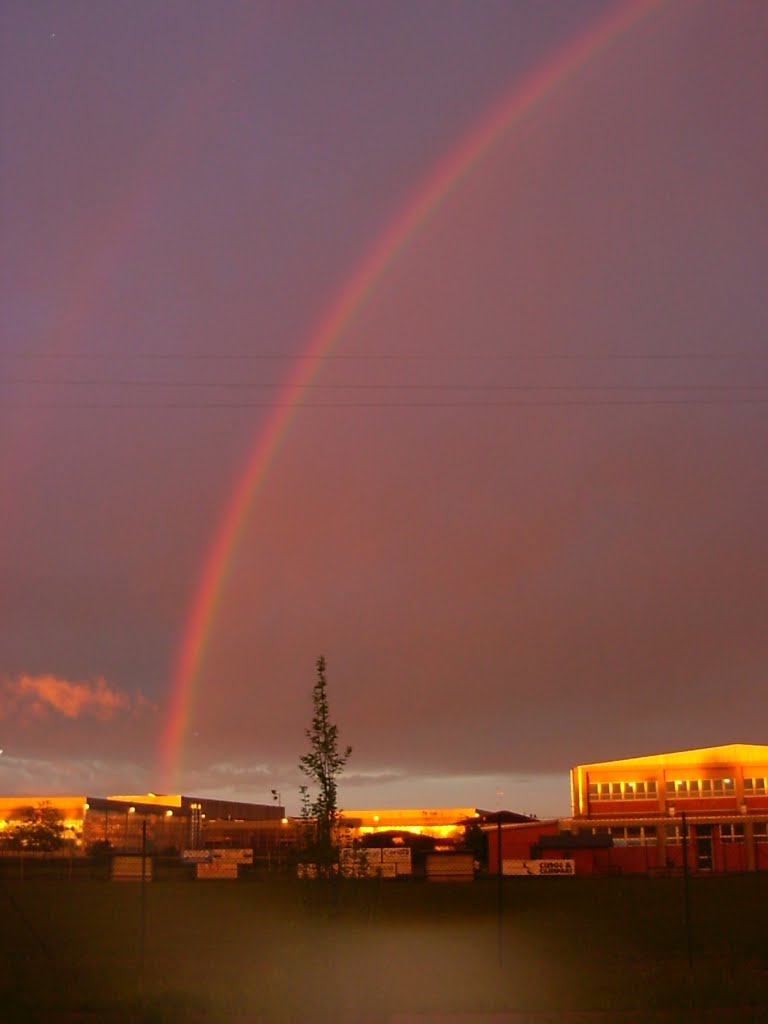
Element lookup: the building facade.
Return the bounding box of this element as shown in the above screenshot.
[0,793,282,854]
[488,744,768,875]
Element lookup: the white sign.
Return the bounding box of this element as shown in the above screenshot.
[381,847,411,863]
[181,849,212,863]
[503,858,575,876]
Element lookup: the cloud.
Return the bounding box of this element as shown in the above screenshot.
[0,674,145,723]
[0,752,154,795]
[206,761,271,778]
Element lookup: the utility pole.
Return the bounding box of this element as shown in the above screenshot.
[681,811,692,969]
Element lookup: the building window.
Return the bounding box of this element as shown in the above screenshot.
[753,823,768,842]
[744,778,767,796]
[611,825,657,847]
[721,823,744,843]
[665,825,681,845]
[589,780,657,801]
[665,778,735,798]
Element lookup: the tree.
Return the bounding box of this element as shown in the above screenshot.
[298,655,351,876]
[7,801,66,851]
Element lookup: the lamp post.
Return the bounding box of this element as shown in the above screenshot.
[140,816,147,979]
[493,811,504,968]
[681,810,692,969]
[125,806,135,851]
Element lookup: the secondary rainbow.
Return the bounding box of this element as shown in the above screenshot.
[158,0,665,790]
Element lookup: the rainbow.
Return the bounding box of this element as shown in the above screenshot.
[158,0,665,790]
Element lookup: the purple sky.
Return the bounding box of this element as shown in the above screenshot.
[1,1,766,817]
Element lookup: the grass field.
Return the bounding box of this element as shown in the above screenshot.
[2,873,768,1022]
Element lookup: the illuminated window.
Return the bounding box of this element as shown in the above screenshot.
[721,823,744,843]
[590,780,657,801]
[744,778,767,796]
[664,778,734,799]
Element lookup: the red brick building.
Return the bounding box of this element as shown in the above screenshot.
[488,744,768,875]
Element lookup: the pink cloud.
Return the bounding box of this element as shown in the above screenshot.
[1,674,135,722]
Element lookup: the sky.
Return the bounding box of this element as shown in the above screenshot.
[1,0,766,819]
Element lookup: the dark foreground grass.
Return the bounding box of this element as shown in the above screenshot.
[2,874,768,1023]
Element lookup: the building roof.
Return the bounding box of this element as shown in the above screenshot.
[473,809,538,825]
[537,831,613,849]
[574,743,768,772]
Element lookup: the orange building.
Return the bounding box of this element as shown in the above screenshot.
[488,744,768,875]
[339,807,475,846]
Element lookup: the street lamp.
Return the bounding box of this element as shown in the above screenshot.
[125,806,135,850]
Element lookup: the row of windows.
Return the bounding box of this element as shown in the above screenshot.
[664,779,734,797]
[657,823,767,845]
[591,823,768,845]
[590,778,768,802]
[599,826,657,847]
[588,781,658,801]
